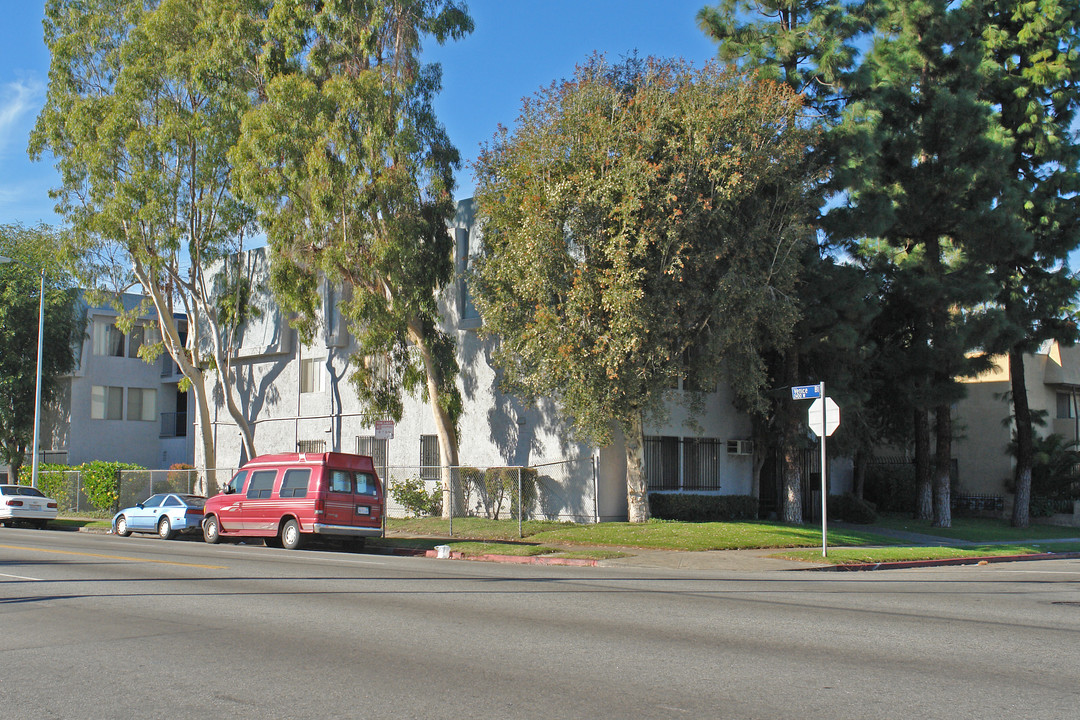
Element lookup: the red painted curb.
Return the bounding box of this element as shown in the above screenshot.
[827,551,1080,572]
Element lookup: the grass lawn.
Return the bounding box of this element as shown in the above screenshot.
[53,517,112,531]
[775,542,1080,565]
[385,516,900,551]
[870,512,1080,542]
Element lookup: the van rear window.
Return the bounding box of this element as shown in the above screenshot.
[280,468,311,498]
[356,472,378,496]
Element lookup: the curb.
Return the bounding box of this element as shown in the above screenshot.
[820,551,1080,572]
[420,548,598,566]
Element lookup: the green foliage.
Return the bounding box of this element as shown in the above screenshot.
[474,57,817,449]
[390,477,443,518]
[81,461,145,513]
[648,494,758,522]
[34,463,75,509]
[1007,433,1080,515]
[864,464,917,514]
[467,467,538,520]
[0,223,85,480]
[830,493,878,524]
[233,1,473,467]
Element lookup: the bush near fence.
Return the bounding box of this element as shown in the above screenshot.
[649,493,758,522]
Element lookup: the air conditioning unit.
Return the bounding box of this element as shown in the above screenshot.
[727,439,753,456]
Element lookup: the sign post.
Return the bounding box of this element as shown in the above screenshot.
[806,387,841,557]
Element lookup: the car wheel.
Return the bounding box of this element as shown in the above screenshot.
[158,516,174,540]
[115,515,131,537]
[202,515,220,544]
[280,519,302,550]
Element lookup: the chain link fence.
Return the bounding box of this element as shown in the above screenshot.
[31,457,595,524]
[33,468,238,516]
[383,456,597,524]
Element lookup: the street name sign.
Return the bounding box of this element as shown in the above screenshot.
[791,384,822,400]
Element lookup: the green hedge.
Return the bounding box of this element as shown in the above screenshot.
[863,464,916,513]
[648,493,758,522]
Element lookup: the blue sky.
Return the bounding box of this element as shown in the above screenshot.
[0,0,720,227]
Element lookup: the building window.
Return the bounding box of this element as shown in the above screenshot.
[300,357,323,394]
[91,386,124,420]
[128,324,145,359]
[357,436,388,479]
[645,436,722,491]
[1057,392,1075,419]
[644,436,680,490]
[93,322,125,356]
[683,438,721,490]
[420,434,440,480]
[127,388,156,422]
[297,439,326,453]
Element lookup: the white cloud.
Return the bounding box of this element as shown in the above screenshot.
[0,79,44,156]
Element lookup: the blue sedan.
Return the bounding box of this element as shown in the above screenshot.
[112,493,205,540]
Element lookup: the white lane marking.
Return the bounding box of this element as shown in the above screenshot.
[0,571,43,581]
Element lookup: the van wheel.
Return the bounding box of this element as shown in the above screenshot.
[280,519,302,550]
[203,516,220,544]
[158,516,174,540]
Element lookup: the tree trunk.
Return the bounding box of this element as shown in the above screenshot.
[932,403,952,528]
[408,319,461,519]
[624,411,650,522]
[139,266,217,492]
[781,352,802,524]
[914,407,933,519]
[853,448,868,500]
[1009,348,1033,528]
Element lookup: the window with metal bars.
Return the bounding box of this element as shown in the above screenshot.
[419,435,440,480]
[644,436,680,490]
[644,436,722,491]
[297,439,326,454]
[356,436,388,480]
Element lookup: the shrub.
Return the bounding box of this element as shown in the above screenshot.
[831,493,877,524]
[390,477,442,517]
[82,461,144,513]
[648,493,758,522]
[863,464,916,513]
[34,463,73,509]
[467,467,539,519]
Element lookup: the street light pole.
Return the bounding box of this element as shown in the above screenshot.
[31,267,45,488]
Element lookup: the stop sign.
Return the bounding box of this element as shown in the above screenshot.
[808,397,840,437]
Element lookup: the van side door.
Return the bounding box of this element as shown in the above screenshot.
[244,469,279,532]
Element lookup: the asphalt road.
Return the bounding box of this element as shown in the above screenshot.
[1,527,1078,720]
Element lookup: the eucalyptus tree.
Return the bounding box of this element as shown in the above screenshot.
[976,0,1080,528]
[472,57,819,522]
[0,224,84,483]
[232,1,473,504]
[30,0,265,479]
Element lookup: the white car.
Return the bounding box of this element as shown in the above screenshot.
[0,484,59,528]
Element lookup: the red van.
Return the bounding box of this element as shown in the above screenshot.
[202,452,384,550]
